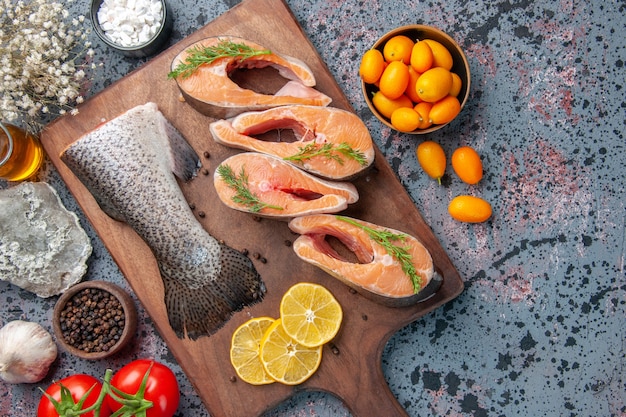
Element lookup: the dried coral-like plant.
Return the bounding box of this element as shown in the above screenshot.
[0,0,96,132]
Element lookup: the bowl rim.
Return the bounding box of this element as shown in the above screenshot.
[52,280,138,360]
[361,24,471,134]
[90,0,171,54]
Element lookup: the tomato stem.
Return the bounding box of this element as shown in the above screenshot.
[105,362,155,417]
[40,381,99,417]
[91,369,114,417]
[38,364,157,417]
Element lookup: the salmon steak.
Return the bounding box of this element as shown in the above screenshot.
[209,105,376,180]
[214,152,358,219]
[289,215,439,307]
[60,103,265,340]
[170,36,332,118]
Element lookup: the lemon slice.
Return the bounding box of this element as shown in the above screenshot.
[279,282,343,347]
[259,317,322,385]
[230,317,276,385]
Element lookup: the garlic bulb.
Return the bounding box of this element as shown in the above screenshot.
[0,320,58,383]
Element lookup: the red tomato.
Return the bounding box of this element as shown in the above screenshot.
[37,374,111,417]
[107,359,179,417]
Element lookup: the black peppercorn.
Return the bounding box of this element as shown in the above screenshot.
[59,288,126,353]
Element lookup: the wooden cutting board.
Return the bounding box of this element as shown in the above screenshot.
[41,0,464,415]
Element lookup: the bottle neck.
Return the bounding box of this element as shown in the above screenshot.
[0,122,14,167]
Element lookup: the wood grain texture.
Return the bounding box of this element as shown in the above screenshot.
[40,0,463,415]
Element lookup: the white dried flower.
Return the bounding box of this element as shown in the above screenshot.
[0,0,97,132]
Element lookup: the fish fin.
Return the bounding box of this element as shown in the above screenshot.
[161,244,266,340]
[158,113,200,181]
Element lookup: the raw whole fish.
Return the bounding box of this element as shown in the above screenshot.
[214,152,358,219]
[60,103,265,340]
[289,215,439,307]
[170,36,332,118]
[210,105,375,180]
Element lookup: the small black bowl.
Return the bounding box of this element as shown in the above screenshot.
[90,0,173,58]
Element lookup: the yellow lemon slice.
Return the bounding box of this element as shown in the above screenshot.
[279,282,343,347]
[230,317,276,385]
[259,317,322,385]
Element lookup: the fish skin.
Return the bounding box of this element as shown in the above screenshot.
[60,103,265,339]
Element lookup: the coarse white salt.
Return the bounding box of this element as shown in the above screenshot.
[97,0,164,48]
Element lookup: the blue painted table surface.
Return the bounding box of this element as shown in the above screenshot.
[1,0,624,416]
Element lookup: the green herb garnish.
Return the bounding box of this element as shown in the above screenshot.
[336,216,422,293]
[217,164,283,213]
[283,142,368,166]
[168,40,272,79]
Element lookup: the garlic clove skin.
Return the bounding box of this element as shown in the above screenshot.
[0,320,58,384]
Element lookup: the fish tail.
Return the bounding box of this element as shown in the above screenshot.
[161,244,266,340]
